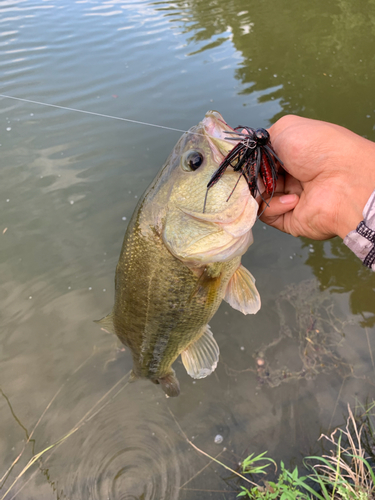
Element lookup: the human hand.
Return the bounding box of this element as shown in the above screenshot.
[259,115,375,240]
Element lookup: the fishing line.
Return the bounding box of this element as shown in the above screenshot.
[0,93,269,213]
[0,93,201,135]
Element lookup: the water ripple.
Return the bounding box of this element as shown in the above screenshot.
[47,388,186,500]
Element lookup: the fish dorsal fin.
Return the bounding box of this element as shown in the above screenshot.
[94,312,115,334]
[181,325,219,379]
[224,265,261,315]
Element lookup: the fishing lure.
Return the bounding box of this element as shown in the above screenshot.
[203,126,283,212]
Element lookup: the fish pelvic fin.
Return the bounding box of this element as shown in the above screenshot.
[224,265,261,315]
[157,370,180,397]
[181,325,219,379]
[94,311,115,335]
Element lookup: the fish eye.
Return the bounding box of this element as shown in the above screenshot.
[182,150,204,171]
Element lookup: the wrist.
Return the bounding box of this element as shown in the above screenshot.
[337,200,367,240]
[343,190,375,270]
[337,185,375,239]
[336,139,375,239]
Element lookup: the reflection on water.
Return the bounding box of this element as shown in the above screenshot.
[303,239,375,328]
[1,0,375,498]
[154,0,375,136]
[254,279,351,387]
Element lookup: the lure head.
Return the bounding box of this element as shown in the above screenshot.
[254,128,270,145]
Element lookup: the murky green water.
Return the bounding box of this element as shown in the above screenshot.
[1,0,375,498]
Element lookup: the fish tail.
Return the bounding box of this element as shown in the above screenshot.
[156,370,180,397]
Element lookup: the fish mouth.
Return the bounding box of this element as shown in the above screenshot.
[202,110,237,157]
[183,110,258,237]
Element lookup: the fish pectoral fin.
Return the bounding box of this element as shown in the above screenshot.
[224,265,261,315]
[181,325,219,379]
[157,370,180,397]
[94,312,115,335]
[188,264,222,302]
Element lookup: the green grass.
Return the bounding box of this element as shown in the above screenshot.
[237,403,375,500]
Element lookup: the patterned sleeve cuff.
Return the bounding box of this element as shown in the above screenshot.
[343,189,375,271]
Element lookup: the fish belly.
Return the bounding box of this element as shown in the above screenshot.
[112,215,239,382]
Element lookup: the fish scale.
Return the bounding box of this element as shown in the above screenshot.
[113,201,239,379]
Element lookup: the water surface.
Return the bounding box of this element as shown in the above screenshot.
[1,0,375,498]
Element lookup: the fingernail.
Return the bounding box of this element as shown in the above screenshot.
[280,194,298,204]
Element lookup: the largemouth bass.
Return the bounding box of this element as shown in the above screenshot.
[96,111,261,397]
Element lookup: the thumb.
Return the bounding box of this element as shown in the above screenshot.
[259,194,299,230]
